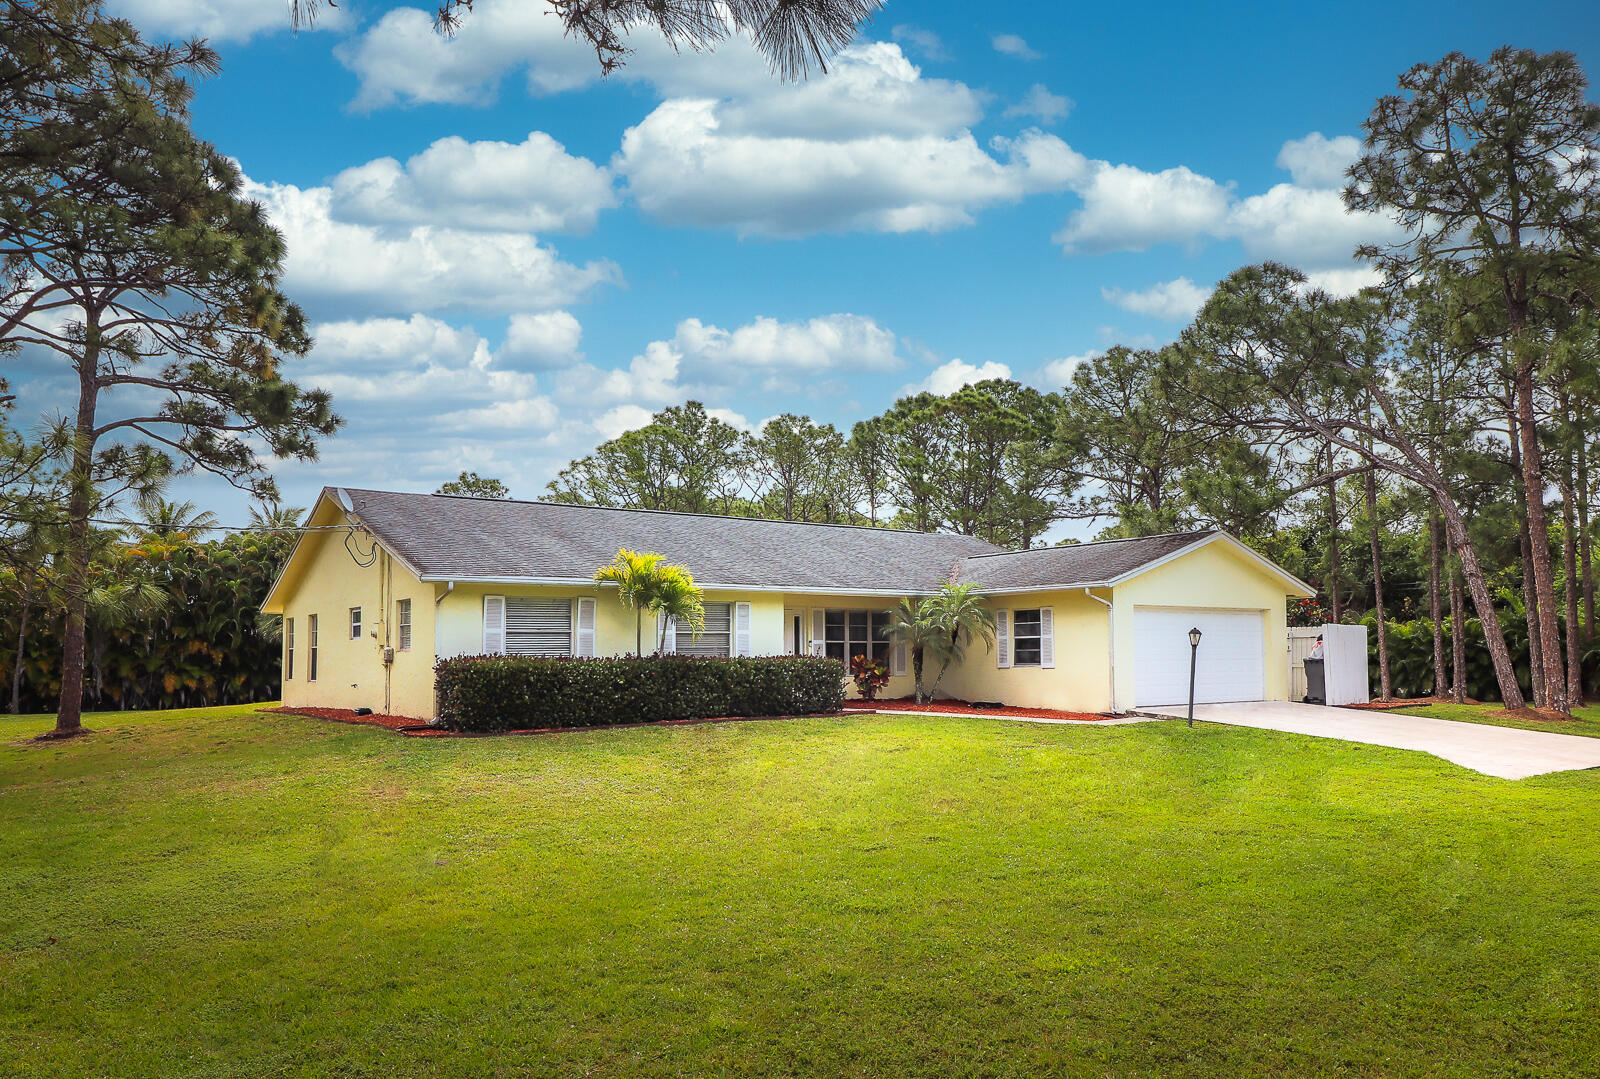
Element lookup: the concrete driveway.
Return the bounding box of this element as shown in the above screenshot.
[1140,700,1600,780]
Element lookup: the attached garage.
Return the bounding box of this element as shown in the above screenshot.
[937,529,1314,714]
[1131,606,1266,707]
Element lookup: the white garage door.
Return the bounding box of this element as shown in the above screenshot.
[1133,607,1265,707]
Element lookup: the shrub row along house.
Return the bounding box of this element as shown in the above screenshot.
[261,488,1313,720]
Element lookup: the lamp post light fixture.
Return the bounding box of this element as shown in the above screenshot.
[1186,627,1203,728]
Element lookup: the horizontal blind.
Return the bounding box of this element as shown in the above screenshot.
[506,597,573,656]
[677,602,733,657]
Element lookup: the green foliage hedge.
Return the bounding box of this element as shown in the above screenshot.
[1359,609,1599,701]
[434,653,847,732]
[1,530,291,712]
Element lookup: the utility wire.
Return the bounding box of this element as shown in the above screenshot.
[84,517,358,535]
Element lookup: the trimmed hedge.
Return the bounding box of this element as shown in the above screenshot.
[434,653,847,732]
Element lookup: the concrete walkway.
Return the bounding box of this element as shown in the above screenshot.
[1139,700,1600,780]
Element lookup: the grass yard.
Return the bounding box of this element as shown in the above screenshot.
[1398,700,1600,739]
[4,705,1600,1078]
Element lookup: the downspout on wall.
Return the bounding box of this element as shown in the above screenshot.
[433,580,456,653]
[1085,588,1116,713]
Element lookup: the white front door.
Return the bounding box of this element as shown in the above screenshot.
[783,608,803,656]
[1133,606,1265,707]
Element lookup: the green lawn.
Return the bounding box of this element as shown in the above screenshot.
[1398,700,1600,738]
[4,705,1600,1078]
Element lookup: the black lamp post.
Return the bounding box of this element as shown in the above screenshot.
[1186,627,1202,728]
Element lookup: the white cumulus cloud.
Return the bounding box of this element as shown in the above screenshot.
[891,25,951,62]
[329,132,616,234]
[243,175,620,315]
[617,99,1084,236]
[336,0,773,110]
[1226,182,1402,266]
[554,313,904,407]
[1101,278,1211,321]
[1005,84,1073,124]
[110,0,346,42]
[991,33,1042,60]
[905,358,1012,396]
[1054,163,1234,253]
[1047,132,1401,273]
[1276,132,1362,189]
[502,311,584,366]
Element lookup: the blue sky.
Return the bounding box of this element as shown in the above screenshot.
[29,1,1600,533]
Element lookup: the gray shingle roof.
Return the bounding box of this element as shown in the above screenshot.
[331,488,1220,595]
[335,488,1003,592]
[950,530,1216,591]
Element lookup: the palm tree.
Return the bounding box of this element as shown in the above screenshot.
[593,548,706,656]
[134,496,217,540]
[246,502,305,531]
[652,565,705,651]
[886,582,998,704]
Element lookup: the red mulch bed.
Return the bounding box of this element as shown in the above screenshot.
[263,706,433,731]
[841,697,1116,722]
[264,706,858,738]
[1345,696,1480,711]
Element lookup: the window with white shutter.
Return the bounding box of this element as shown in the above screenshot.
[308,614,320,681]
[574,597,597,658]
[733,602,752,657]
[996,609,1011,668]
[285,618,294,680]
[482,595,506,654]
[656,610,678,654]
[395,599,412,652]
[1013,609,1044,667]
[1038,607,1055,669]
[504,597,572,656]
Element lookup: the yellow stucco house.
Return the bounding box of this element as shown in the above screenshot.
[261,487,1314,721]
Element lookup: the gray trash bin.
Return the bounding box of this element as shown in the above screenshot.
[1303,657,1326,705]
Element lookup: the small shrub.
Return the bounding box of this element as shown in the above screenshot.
[434,653,847,732]
[849,654,890,700]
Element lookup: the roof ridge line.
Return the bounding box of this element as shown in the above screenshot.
[958,529,1214,560]
[341,487,1008,541]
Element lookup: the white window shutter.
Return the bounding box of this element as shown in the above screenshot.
[656,611,677,654]
[810,609,826,656]
[733,602,752,657]
[483,595,506,654]
[1039,606,1055,669]
[892,637,907,676]
[575,597,597,658]
[996,609,1011,668]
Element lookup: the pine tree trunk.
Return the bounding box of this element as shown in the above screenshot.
[1365,464,1391,700]
[1439,496,1525,709]
[1449,550,1467,704]
[1429,512,1446,698]
[54,343,100,737]
[1326,443,1342,623]
[1579,435,1594,642]
[1510,412,1546,708]
[1514,372,1569,713]
[10,595,29,715]
[1559,467,1585,707]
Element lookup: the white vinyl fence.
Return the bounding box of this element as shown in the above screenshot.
[1288,623,1370,706]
